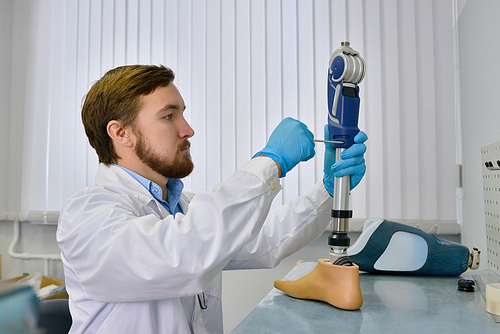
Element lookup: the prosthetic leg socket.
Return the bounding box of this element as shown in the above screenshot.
[274,259,363,310]
[347,218,480,275]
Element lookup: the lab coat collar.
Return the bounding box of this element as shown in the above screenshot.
[95,164,190,219]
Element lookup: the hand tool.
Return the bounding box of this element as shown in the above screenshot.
[313,139,344,144]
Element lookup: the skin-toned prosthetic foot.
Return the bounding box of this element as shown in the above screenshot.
[274,259,363,310]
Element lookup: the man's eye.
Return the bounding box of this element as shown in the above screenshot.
[164,114,173,120]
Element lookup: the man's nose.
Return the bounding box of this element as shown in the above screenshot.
[179,118,195,139]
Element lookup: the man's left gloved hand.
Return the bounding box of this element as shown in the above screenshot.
[323,124,367,196]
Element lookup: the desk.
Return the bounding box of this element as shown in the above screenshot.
[231,262,500,334]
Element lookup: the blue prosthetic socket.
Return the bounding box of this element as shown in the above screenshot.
[347,218,478,276]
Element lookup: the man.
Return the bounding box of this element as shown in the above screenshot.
[57,65,367,333]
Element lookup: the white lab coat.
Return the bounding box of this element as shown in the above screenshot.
[57,157,333,334]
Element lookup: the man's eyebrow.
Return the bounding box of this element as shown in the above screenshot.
[157,104,186,113]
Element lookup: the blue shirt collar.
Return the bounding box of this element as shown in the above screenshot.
[114,165,184,215]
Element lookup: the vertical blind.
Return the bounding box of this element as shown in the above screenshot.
[0,0,458,231]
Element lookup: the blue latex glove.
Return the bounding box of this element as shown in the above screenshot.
[253,117,315,177]
[323,124,367,195]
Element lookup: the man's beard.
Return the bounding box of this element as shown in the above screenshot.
[134,131,194,179]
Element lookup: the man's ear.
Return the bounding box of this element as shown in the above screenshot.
[107,120,134,148]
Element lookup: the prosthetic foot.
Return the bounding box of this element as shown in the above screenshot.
[347,218,481,275]
[274,259,363,310]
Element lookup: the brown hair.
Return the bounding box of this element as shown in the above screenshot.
[82,65,175,165]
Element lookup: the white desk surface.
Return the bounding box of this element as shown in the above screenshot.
[231,262,500,334]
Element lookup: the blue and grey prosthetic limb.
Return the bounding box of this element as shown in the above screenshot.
[273,42,368,310]
[347,218,481,275]
[327,41,366,266]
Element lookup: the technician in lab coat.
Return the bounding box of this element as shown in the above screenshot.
[56,64,367,334]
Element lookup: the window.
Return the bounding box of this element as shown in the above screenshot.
[1,0,458,232]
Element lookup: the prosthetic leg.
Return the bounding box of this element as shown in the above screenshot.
[275,42,366,310]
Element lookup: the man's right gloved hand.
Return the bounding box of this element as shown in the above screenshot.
[323,125,367,196]
[253,117,315,177]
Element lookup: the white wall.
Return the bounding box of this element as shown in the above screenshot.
[458,0,500,266]
[0,222,64,280]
